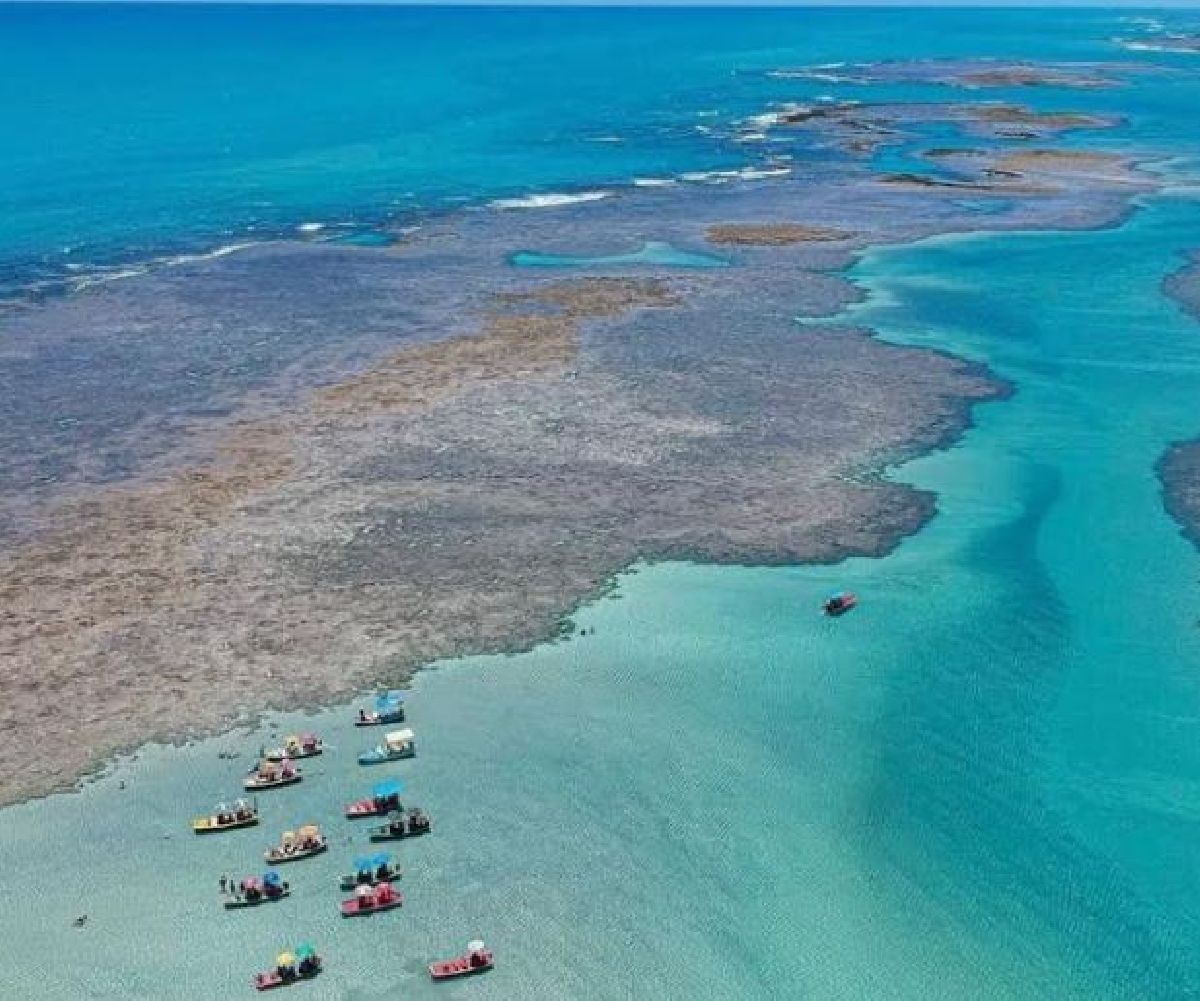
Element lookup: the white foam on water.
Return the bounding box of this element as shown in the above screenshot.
[490,190,614,210]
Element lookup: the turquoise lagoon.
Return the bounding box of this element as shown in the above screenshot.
[6,193,1200,1000]
[5,6,1200,1000]
[510,241,729,270]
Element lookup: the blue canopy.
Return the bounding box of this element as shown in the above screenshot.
[352,851,392,873]
[263,870,283,886]
[374,691,405,711]
[372,779,404,798]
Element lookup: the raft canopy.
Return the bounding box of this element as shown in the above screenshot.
[263,871,283,886]
[375,691,405,711]
[372,779,403,798]
[468,940,486,953]
[385,729,414,747]
[277,952,295,967]
[295,944,316,961]
[298,824,320,838]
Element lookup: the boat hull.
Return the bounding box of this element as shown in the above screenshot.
[368,826,429,842]
[244,774,302,791]
[264,841,328,864]
[338,870,400,891]
[224,889,290,910]
[429,957,494,980]
[193,815,258,834]
[356,750,415,765]
[265,748,321,762]
[253,964,321,991]
[354,711,405,727]
[340,895,403,917]
[343,799,397,818]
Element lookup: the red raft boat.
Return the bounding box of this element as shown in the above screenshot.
[822,591,858,617]
[429,940,494,981]
[343,780,403,819]
[340,881,403,917]
[253,945,320,991]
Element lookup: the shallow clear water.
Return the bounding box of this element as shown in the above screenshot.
[5,7,1200,1000]
[510,240,729,269]
[5,194,1200,1000]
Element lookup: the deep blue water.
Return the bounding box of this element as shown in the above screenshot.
[4,6,1200,1000]
[1,4,1197,297]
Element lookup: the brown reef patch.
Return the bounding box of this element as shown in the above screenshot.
[705,224,853,246]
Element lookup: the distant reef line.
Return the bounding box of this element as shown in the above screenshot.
[1157,252,1200,551]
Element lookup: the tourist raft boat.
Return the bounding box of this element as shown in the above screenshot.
[368,807,431,842]
[429,940,494,981]
[340,880,403,917]
[265,734,323,761]
[344,779,404,819]
[225,871,290,909]
[254,944,321,991]
[357,728,416,765]
[245,758,302,791]
[355,692,406,727]
[339,852,401,891]
[193,798,259,834]
[265,825,328,864]
[822,591,858,617]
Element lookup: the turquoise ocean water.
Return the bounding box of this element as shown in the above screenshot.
[5,6,1200,999]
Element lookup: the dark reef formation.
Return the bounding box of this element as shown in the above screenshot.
[0,78,1148,804]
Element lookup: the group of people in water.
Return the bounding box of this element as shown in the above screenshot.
[220,875,288,902]
[215,801,255,826]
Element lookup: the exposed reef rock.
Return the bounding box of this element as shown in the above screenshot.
[705,224,853,245]
[0,77,1149,805]
[1158,254,1200,551]
[765,58,1123,90]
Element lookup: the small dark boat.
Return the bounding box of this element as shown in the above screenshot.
[225,872,290,909]
[338,852,401,891]
[429,941,494,981]
[355,692,406,727]
[368,807,431,842]
[822,591,858,617]
[253,944,321,991]
[340,881,403,917]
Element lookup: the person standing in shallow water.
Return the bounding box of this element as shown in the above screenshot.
[219,875,227,894]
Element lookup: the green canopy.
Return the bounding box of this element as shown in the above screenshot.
[295,943,316,960]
